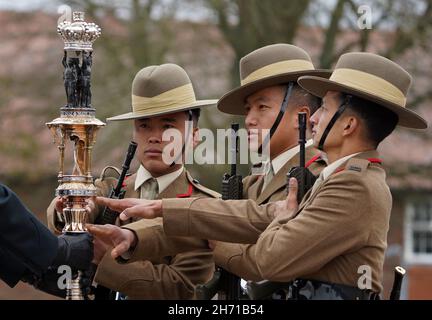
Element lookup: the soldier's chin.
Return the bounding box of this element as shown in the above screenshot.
[143,158,168,171]
[249,137,261,152]
[312,133,320,147]
[143,153,162,162]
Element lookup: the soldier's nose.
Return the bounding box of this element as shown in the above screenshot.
[148,136,161,144]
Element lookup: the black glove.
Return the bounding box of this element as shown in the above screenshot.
[80,263,98,298]
[52,233,94,270]
[31,267,68,298]
[26,265,97,299]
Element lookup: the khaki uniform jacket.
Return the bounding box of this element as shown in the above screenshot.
[212,146,324,280]
[122,147,325,281]
[128,151,390,293]
[47,168,220,299]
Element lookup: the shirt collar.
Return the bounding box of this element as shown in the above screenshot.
[269,139,314,175]
[321,152,362,180]
[134,165,184,194]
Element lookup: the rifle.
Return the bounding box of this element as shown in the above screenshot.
[287,112,317,201]
[245,112,316,300]
[95,141,138,225]
[93,141,137,300]
[389,266,406,300]
[196,123,243,300]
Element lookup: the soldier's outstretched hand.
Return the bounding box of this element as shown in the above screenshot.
[86,224,137,259]
[95,197,163,221]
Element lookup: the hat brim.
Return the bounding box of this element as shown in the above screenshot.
[298,76,428,130]
[217,69,332,115]
[107,99,217,121]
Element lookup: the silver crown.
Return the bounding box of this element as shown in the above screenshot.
[57,12,101,51]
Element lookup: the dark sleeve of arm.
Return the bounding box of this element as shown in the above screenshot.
[0,184,58,286]
[0,245,27,287]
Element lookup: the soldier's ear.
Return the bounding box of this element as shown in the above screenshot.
[342,116,359,136]
[293,106,310,129]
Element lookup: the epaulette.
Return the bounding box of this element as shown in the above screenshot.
[99,165,122,181]
[333,158,383,176]
[185,172,221,198]
[98,166,135,194]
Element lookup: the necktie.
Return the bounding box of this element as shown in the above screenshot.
[140,178,159,200]
[262,161,274,190]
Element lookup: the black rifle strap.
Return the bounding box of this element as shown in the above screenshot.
[258,82,294,155]
[317,95,351,151]
[170,110,194,167]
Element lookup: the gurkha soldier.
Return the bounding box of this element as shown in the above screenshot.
[47,64,220,299]
[91,52,428,300]
[88,44,329,285]
[206,44,329,282]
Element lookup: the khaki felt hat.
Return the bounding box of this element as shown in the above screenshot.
[217,43,331,115]
[298,52,428,129]
[107,63,217,121]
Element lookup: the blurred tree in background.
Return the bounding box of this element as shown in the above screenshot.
[200,0,311,86]
[199,0,432,83]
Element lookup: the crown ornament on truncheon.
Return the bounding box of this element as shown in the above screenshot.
[57,12,101,51]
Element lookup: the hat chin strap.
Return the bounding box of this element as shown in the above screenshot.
[170,110,193,167]
[258,82,294,155]
[317,95,351,151]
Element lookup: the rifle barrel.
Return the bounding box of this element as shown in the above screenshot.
[113,141,137,195]
[230,123,239,176]
[390,266,406,300]
[298,112,307,168]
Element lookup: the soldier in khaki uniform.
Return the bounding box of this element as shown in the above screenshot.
[47,63,220,299]
[90,52,428,299]
[88,44,329,283]
[205,44,329,280]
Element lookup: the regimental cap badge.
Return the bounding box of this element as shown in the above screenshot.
[57,11,101,51]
